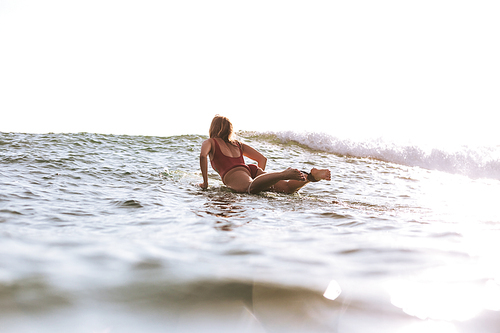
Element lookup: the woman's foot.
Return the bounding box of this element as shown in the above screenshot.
[282,168,306,181]
[309,168,331,181]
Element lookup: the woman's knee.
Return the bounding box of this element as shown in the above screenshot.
[271,180,290,193]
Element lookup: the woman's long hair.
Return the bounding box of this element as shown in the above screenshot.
[209,115,236,143]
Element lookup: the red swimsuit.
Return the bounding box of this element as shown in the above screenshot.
[210,139,258,180]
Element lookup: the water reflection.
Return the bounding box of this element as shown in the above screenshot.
[416,172,500,224]
[200,192,249,231]
[251,280,344,332]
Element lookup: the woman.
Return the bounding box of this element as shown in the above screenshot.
[199,115,331,194]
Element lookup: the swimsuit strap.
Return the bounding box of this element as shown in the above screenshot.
[212,137,221,153]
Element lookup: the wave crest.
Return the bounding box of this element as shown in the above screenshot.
[266,131,500,180]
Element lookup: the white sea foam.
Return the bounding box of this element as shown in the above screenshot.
[271,131,500,180]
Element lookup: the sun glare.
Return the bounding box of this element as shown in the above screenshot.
[398,321,458,333]
[323,279,342,301]
[388,265,500,322]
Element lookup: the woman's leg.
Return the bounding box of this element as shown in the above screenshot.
[223,167,303,193]
[224,167,330,194]
[272,168,331,194]
[248,168,305,194]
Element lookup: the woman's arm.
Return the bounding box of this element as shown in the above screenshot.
[199,139,212,189]
[241,143,267,170]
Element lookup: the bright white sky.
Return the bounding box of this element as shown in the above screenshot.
[1,0,499,144]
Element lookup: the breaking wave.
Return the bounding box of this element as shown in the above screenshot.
[264,131,500,180]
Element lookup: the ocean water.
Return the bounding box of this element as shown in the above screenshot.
[1,130,500,333]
